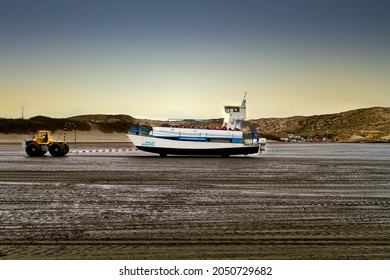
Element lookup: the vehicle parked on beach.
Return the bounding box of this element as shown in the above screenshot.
[127,94,266,157]
[22,130,69,157]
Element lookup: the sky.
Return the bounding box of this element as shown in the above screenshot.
[1,0,389,120]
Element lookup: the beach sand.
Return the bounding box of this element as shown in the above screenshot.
[0,143,389,260]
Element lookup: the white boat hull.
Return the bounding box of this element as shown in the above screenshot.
[127,134,263,156]
[151,127,243,142]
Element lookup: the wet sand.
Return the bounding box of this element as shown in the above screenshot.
[0,143,389,259]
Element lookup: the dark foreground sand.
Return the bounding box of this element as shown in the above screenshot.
[0,143,389,259]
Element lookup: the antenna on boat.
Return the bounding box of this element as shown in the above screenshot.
[242,92,247,107]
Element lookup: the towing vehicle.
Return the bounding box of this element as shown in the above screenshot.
[23,130,69,157]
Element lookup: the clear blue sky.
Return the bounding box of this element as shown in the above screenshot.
[1,0,389,119]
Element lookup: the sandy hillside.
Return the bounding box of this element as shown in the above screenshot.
[0,130,129,144]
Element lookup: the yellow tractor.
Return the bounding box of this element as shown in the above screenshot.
[23,130,69,157]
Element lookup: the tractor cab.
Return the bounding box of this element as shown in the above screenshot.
[33,130,54,145]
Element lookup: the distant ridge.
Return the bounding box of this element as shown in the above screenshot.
[68,114,135,124]
[246,106,390,141]
[68,114,136,133]
[1,107,390,141]
[0,114,135,134]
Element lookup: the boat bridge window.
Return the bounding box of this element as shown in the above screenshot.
[225,107,240,113]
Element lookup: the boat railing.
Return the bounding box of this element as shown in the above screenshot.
[152,129,244,142]
[152,130,209,141]
[129,126,150,136]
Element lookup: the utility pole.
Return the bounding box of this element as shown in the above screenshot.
[65,122,77,145]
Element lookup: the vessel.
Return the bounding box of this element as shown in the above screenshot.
[127,94,266,157]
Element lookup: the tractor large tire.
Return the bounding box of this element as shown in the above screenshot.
[49,143,64,157]
[26,143,40,157]
[62,143,70,156]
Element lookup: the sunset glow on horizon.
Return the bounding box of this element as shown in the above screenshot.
[1,0,389,120]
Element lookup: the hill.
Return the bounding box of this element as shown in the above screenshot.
[68,114,136,133]
[1,107,390,142]
[0,114,136,134]
[246,107,390,141]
